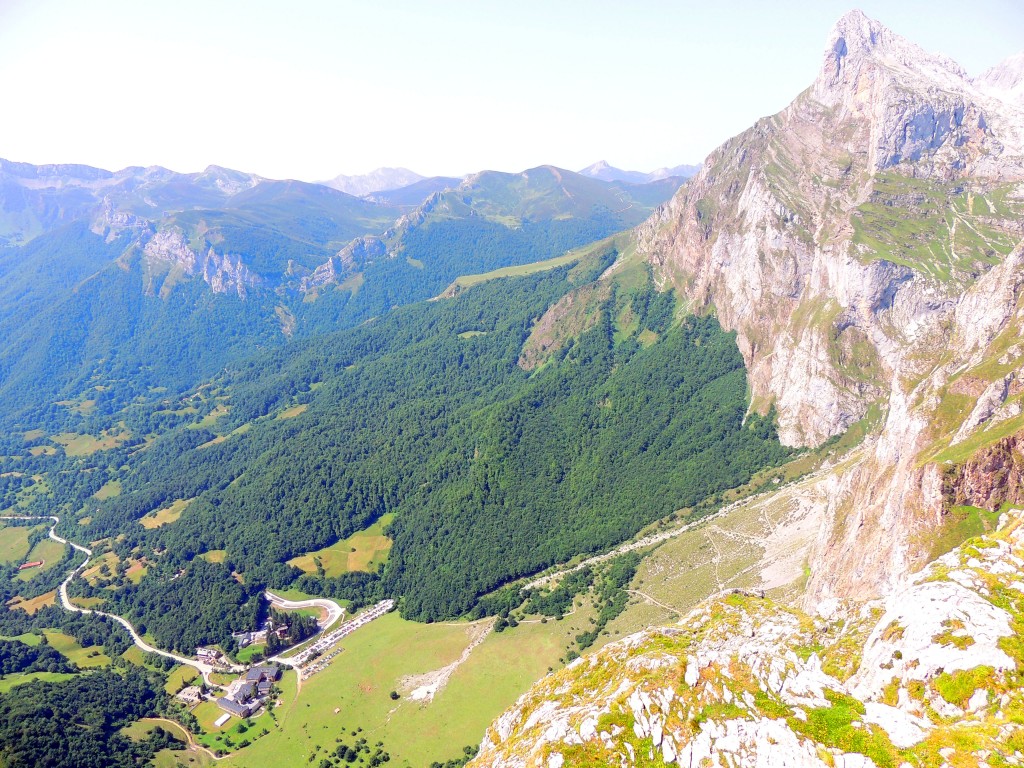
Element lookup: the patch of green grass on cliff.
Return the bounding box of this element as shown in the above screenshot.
[851,174,1018,282]
[753,688,793,719]
[761,146,816,240]
[931,405,1024,465]
[695,700,746,724]
[987,184,1024,219]
[832,325,885,388]
[790,296,842,337]
[559,740,639,767]
[959,314,1024,386]
[925,505,1001,562]
[934,666,997,708]
[789,690,900,768]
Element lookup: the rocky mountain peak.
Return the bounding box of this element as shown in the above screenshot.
[823,8,894,76]
[319,167,426,197]
[625,7,1024,620]
[975,51,1024,106]
[815,9,969,106]
[580,160,612,174]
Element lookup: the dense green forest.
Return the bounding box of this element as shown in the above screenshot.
[383,306,785,619]
[0,223,289,435]
[5,252,789,640]
[0,669,175,768]
[0,638,78,676]
[70,558,265,654]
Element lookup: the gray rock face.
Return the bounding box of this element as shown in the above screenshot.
[202,248,261,298]
[141,228,261,298]
[632,9,1024,607]
[299,236,387,293]
[143,229,198,273]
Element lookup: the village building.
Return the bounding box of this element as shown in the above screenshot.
[175,685,203,705]
[216,697,253,718]
[216,664,281,719]
[243,664,281,684]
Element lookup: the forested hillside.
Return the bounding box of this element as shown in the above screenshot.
[0,162,682,439]
[1,243,789,642]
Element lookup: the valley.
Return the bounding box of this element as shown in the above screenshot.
[0,157,785,766]
[1,6,1024,768]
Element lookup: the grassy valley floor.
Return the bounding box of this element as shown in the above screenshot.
[220,611,587,767]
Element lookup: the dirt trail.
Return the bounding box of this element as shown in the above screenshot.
[625,589,678,615]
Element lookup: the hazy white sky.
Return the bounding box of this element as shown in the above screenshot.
[0,0,1021,180]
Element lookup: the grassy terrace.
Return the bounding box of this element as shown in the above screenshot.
[288,513,394,578]
[43,629,111,668]
[14,538,65,581]
[0,631,110,693]
[851,174,1022,282]
[438,231,630,296]
[51,427,132,456]
[0,522,37,563]
[140,498,193,529]
[0,670,77,693]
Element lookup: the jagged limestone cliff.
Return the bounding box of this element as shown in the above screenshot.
[617,9,1024,606]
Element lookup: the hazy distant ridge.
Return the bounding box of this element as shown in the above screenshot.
[318,167,428,197]
[578,159,701,184]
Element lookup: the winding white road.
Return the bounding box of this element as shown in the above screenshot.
[1,514,238,687]
[264,590,344,630]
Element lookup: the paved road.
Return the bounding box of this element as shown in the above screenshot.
[1,514,239,687]
[264,590,345,630]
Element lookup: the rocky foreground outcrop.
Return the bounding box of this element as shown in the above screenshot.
[472,511,1024,767]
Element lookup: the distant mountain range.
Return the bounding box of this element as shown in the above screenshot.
[0,156,687,429]
[317,167,429,197]
[314,160,701,200]
[364,175,464,206]
[577,159,701,184]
